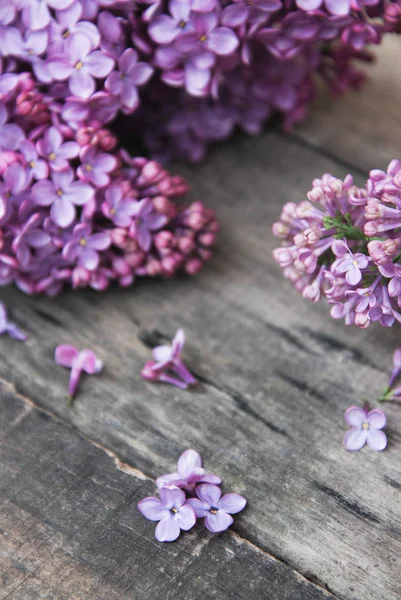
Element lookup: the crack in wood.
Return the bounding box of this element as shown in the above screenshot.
[274,371,326,402]
[312,482,380,524]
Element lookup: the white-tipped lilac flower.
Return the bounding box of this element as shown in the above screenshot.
[187,484,246,532]
[130,198,168,251]
[105,49,153,113]
[138,486,196,542]
[77,146,117,187]
[47,33,114,99]
[32,168,94,228]
[55,343,103,399]
[332,239,369,286]
[63,223,110,270]
[0,302,27,341]
[343,406,387,452]
[156,449,221,493]
[37,126,80,172]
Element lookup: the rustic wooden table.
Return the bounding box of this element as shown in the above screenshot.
[1,38,401,600]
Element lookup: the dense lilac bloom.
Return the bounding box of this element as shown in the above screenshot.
[47,33,114,99]
[55,343,103,399]
[156,449,221,492]
[37,126,80,172]
[105,49,153,113]
[130,198,168,251]
[187,484,246,532]
[0,302,27,341]
[331,240,369,285]
[138,486,196,542]
[12,213,51,266]
[343,406,387,451]
[101,184,139,227]
[77,146,117,187]
[32,168,94,228]
[63,223,110,270]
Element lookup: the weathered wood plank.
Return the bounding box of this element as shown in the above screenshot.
[296,36,401,173]
[0,389,334,600]
[1,130,401,600]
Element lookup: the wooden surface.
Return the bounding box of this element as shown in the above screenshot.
[1,37,401,600]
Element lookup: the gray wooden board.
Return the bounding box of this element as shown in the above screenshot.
[0,388,334,600]
[297,36,401,173]
[0,129,400,600]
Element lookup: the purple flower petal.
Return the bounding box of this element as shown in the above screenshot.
[344,406,366,427]
[55,344,79,367]
[159,486,186,509]
[80,246,99,270]
[138,497,168,521]
[156,472,180,489]
[177,449,202,478]
[196,483,222,507]
[207,27,239,56]
[187,498,210,518]
[155,514,181,542]
[366,430,387,451]
[366,409,386,430]
[69,69,95,99]
[204,510,233,533]
[218,493,247,514]
[87,232,110,250]
[51,196,75,228]
[343,428,368,451]
[175,504,196,530]
[85,52,114,78]
[345,265,362,286]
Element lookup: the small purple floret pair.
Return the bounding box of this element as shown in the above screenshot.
[141,328,197,389]
[138,449,246,542]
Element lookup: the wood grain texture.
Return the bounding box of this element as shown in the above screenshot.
[297,36,401,173]
[1,128,401,600]
[0,389,334,600]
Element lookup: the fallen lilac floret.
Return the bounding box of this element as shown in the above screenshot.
[187,483,247,532]
[156,449,221,493]
[0,302,27,341]
[142,329,197,389]
[137,486,196,542]
[55,343,103,402]
[343,406,387,452]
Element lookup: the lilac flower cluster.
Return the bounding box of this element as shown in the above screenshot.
[138,449,246,541]
[0,1,400,166]
[272,159,401,329]
[0,77,218,294]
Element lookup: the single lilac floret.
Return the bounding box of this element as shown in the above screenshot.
[156,448,221,493]
[343,406,387,452]
[187,483,246,532]
[55,343,103,400]
[137,486,196,542]
[0,302,27,341]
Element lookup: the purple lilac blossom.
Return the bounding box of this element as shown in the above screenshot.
[343,406,387,451]
[187,483,247,532]
[156,449,221,493]
[137,486,196,542]
[55,343,103,399]
[273,159,401,330]
[141,328,198,388]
